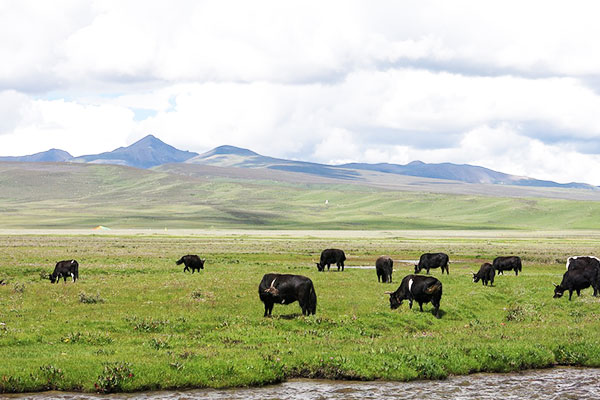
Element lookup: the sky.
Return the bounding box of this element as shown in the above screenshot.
[2,1,600,184]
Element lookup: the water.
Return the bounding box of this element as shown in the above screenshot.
[3,368,598,400]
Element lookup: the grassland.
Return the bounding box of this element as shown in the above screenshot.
[3,162,600,230]
[1,232,600,393]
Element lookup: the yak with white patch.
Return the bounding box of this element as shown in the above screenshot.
[258,273,317,317]
[376,256,393,283]
[414,252,449,275]
[49,260,79,283]
[493,256,522,276]
[473,262,495,286]
[386,274,442,318]
[176,255,205,273]
[316,248,346,272]
[554,256,600,300]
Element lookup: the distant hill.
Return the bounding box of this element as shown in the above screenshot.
[340,161,596,190]
[0,139,596,190]
[186,145,362,180]
[2,161,600,229]
[186,145,597,190]
[0,148,72,162]
[71,135,198,168]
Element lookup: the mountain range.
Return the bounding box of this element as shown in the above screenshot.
[0,134,596,190]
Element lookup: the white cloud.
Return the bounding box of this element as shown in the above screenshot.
[3,1,600,184]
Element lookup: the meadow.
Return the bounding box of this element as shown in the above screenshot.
[1,231,600,393]
[3,162,600,230]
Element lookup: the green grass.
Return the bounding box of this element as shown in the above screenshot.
[2,163,600,230]
[1,232,600,393]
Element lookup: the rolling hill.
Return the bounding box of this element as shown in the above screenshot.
[2,161,600,230]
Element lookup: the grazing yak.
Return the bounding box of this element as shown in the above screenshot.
[376,256,393,283]
[259,273,317,317]
[386,274,443,318]
[493,256,522,276]
[414,252,449,275]
[316,248,346,272]
[176,255,205,273]
[50,260,79,283]
[473,262,495,286]
[554,256,600,300]
[565,256,600,270]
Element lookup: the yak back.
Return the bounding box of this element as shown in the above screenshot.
[493,256,522,271]
[259,273,314,304]
[320,249,346,263]
[393,274,442,300]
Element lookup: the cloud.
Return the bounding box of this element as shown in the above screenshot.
[3,1,600,184]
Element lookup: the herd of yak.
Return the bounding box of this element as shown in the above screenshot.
[45,250,600,320]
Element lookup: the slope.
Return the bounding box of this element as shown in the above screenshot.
[2,161,600,230]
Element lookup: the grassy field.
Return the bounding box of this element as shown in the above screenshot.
[3,162,600,230]
[1,232,600,393]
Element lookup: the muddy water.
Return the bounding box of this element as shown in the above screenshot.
[3,368,599,400]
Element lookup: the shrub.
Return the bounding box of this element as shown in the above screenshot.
[79,292,105,304]
[38,365,64,390]
[94,362,134,393]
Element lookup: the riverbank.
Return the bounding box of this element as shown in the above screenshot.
[1,232,600,393]
[3,367,600,399]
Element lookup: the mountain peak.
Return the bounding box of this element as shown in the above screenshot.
[71,134,198,168]
[209,145,258,157]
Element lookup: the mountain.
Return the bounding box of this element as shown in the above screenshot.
[70,135,198,168]
[185,145,362,180]
[0,139,596,190]
[340,161,596,190]
[185,145,597,190]
[0,148,72,162]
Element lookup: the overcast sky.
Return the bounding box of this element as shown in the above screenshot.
[2,1,600,184]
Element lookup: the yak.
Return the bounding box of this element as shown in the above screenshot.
[316,248,346,272]
[50,260,79,283]
[473,262,495,286]
[493,256,522,276]
[376,256,393,283]
[386,274,442,318]
[554,256,600,300]
[414,253,449,275]
[258,273,317,317]
[176,255,205,273]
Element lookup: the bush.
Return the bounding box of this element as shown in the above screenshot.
[79,292,105,304]
[95,362,134,393]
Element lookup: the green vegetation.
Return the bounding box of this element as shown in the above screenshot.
[2,162,600,230]
[1,232,600,393]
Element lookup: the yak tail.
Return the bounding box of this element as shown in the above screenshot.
[425,282,442,295]
[309,283,317,315]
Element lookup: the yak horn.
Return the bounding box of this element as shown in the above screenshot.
[384,291,393,294]
[553,283,558,287]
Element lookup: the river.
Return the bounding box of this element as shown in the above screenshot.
[2,367,597,400]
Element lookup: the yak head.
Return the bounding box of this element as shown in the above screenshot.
[316,262,324,272]
[264,279,280,296]
[199,259,205,269]
[49,273,57,283]
[414,264,421,274]
[472,273,480,283]
[385,289,405,310]
[553,283,564,298]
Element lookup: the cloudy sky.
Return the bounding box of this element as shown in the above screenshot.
[2,1,600,184]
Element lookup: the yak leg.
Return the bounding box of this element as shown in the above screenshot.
[568,290,573,301]
[419,302,424,312]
